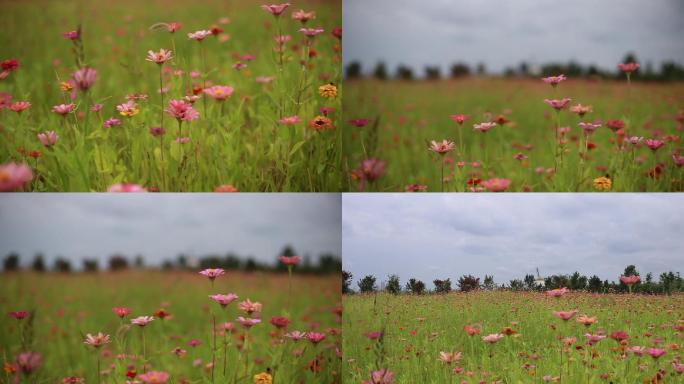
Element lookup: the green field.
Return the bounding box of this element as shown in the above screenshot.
[343,291,684,383]
[0,0,342,192]
[1,271,342,383]
[343,78,684,192]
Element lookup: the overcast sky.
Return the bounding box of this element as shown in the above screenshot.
[343,194,683,288]
[343,0,684,75]
[0,194,341,268]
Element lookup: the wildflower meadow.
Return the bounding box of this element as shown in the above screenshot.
[343,283,684,383]
[2,265,342,383]
[0,0,342,192]
[343,74,684,192]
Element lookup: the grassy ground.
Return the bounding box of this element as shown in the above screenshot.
[343,78,684,192]
[343,291,684,383]
[1,271,342,383]
[0,0,342,191]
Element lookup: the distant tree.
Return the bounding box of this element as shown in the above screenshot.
[54,257,72,273]
[476,62,486,76]
[3,253,20,271]
[82,259,98,272]
[372,62,388,80]
[524,274,536,290]
[224,254,241,270]
[518,62,529,77]
[386,274,401,295]
[545,275,570,290]
[458,275,480,292]
[244,258,258,272]
[318,254,342,274]
[509,279,524,291]
[162,260,174,270]
[176,254,188,269]
[345,61,362,79]
[342,270,353,294]
[396,65,414,80]
[433,278,452,293]
[569,271,587,290]
[449,62,471,78]
[405,278,426,295]
[31,254,46,272]
[424,66,441,80]
[482,275,495,290]
[109,255,129,271]
[588,275,603,293]
[358,275,377,293]
[134,255,144,268]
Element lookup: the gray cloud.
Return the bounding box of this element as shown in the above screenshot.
[343,0,684,74]
[343,194,684,288]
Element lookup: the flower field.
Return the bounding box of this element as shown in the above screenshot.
[2,269,342,383]
[0,0,342,192]
[343,290,684,383]
[343,77,684,192]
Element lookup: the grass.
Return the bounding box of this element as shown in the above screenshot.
[0,0,342,192]
[342,78,684,192]
[1,271,342,383]
[343,291,684,383]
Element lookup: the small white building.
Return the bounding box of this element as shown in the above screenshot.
[534,268,546,287]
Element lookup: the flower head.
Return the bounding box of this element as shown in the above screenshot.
[618,62,640,73]
[146,49,173,65]
[209,293,239,308]
[292,9,315,23]
[37,131,59,148]
[605,119,625,131]
[279,255,301,265]
[8,311,29,320]
[481,178,511,192]
[647,348,666,359]
[63,30,79,40]
[619,274,640,285]
[306,332,326,344]
[308,115,334,131]
[570,104,592,117]
[214,184,239,192]
[364,369,395,384]
[428,139,455,154]
[84,332,111,348]
[319,83,337,98]
[269,316,290,329]
[108,183,147,192]
[261,3,290,16]
[544,98,571,111]
[593,176,612,191]
[254,372,273,384]
[9,101,31,113]
[15,352,41,375]
[438,351,462,364]
[138,371,170,384]
[553,310,578,321]
[112,307,131,318]
[645,139,665,151]
[482,333,504,344]
[285,331,307,341]
[72,68,97,91]
[542,74,567,87]
[473,122,496,133]
[299,27,325,38]
[203,85,234,101]
[116,101,140,117]
[576,315,597,326]
[166,99,199,121]
[0,162,33,192]
[131,316,155,327]
[579,121,601,135]
[547,287,568,298]
[450,114,469,125]
[238,299,262,314]
[237,316,261,328]
[187,30,212,41]
[279,115,300,125]
[52,103,76,116]
[199,268,225,280]
[584,333,606,344]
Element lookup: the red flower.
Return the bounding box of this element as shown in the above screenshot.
[1,59,19,72]
[270,316,290,329]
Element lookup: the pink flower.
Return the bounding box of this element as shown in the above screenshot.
[578,122,601,135]
[63,30,80,40]
[256,76,276,84]
[8,311,29,320]
[364,331,383,340]
[428,139,455,154]
[570,104,592,117]
[279,115,301,125]
[187,30,212,41]
[116,101,139,117]
[131,316,155,327]
[232,62,247,70]
[606,119,625,131]
[209,293,239,308]
[72,68,97,91]
[438,351,462,364]
[146,49,173,65]
[673,154,684,167]
[9,101,31,113]
[37,131,59,147]
[108,183,147,192]
[513,153,528,161]
[353,158,386,183]
[187,339,202,347]
[166,99,199,122]
[103,118,122,129]
[261,3,290,16]
[171,347,187,357]
[91,103,103,112]
[150,126,165,136]
[0,162,33,191]
[238,299,262,314]
[482,178,511,192]
[270,316,290,329]
[547,287,568,298]
[482,333,504,344]
[279,255,301,265]
[544,98,571,110]
[628,346,645,356]
[16,352,41,375]
[199,268,225,280]
[349,118,370,127]
[306,332,326,344]
[644,139,664,151]
[52,103,76,116]
[619,275,640,285]
[647,348,666,359]
[553,310,578,321]
[112,307,131,318]
[167,22,182,33]
[203,85,234,101]
[405,184,428,192]
[542,74,567,86]
[618,62,640,73]
[138,371,170,384]
[299,27,324,38]
[292,9,315,23]
[364,369,395,384]
[285,331,307,341]
[175,137,191,144]
[237,316,261,328]
[584,333,606,345]
[473,122,496,133]
[450,114,469,125]
[84,332,111,348]
[672,362,684,374]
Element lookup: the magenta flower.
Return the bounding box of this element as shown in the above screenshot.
[16,352,41,375]
[481,178,511,192]
[279,115,301,125]
[299,27,325,38]
[261,3,290,16]
[584,333,606,345]
[449,114,469,125]
[237,316,261,328]
[107,183,147,192]
[112,307,131,318]
[625,136,643,146]
[553,310,578,321]
[673,154,684,167]
[187,30,212,41]
[103,118,122,129]
[578,121,601,135]
[8,311,29,320]
[618,62,640,73]
[37,131,59,147]
[285,331,307,341]
[199,268,225,280]
[364,369,395,384]
[473,122,496,133]
[131,316,155,327]
[619,275,641,285]
[349,118,370,127]
[645,139,665,151]
[146,49,173,65]
[209,293,239,308]
[647,348,666,359]
[270,316,290,329]
[90,103,103,112]
[72,67,97,91]
[150,126,166,136]
[0,162,33,191]
[138,371,170,384]
[63,30,80,40]
[52,103,76,116]
[353,158,386,183]
[542,74,567,86]
[428,139,455,154]
[547,287,568,298]
[238,299,262,314]
[306,332,326,344]
[279,255,301,265]
[203,85,234,101]
[9,101,31,113]
[544,98,571,110]
[166,99,199,122]
[116,101,139,117]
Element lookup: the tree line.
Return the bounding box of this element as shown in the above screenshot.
[345,53,684,82]
[343,265,684,296]
[1,246,341,275]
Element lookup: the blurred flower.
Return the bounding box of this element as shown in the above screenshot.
[37,131,59,147]
[279,115,300,125]
[308,115,334,131]
[138,371,169,384]
[647,348,666,359]
[270,316,290,329]
[15,352,41,375]
[0,162,33,191]
[131,316,155,327]
[187,30,212,41]
[214,184,239,192]
[618,62,640,73]
[237,316,261,328]
[473,122,496,132]
[299,27,324,38]
[438,351,462,364]
[84,332,111,348]
[146,49,173,65]
[261,3,290,16]
[285,331,307,341]
[306,332,326,344]
[199,268,225,280]
[405,184,428,192]
[72,67,97,91]
[103,118,122,129]
[166,100,199,121]
[482,333,504,344]
[112,307,131,318]
[9,101,31,113]
[481,178,511,192]
[428,139,455,154]
[108,183,147,192]
[544,98,571,110]
[645,139,665,151]
[279,255,301,265]
[318,83,337,98]
[579,122,601,135]
[90,103,103,112]
[570,104,592,117]
[63,30,79,40]
[52,103,76,116]
[8,311,29,320]
[553,310,578,321]
[542,74,567,87]
[239,299,263,315]
[292,9,315,23]
[210,294,239,308]
[203,85,234,101]
[576,315,597,326]
[117,101,140,117]
[620,275,641,285]
[450,114,469,125]
[254,372,273,384]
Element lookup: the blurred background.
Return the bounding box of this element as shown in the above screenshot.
[0,194,341,274]
[343,0,684,80]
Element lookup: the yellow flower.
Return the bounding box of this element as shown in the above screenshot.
[318,83,337,98]
[119,108,139,117]
[593,176,612,191]
[253,372,272,384]
[60,81,73,92]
